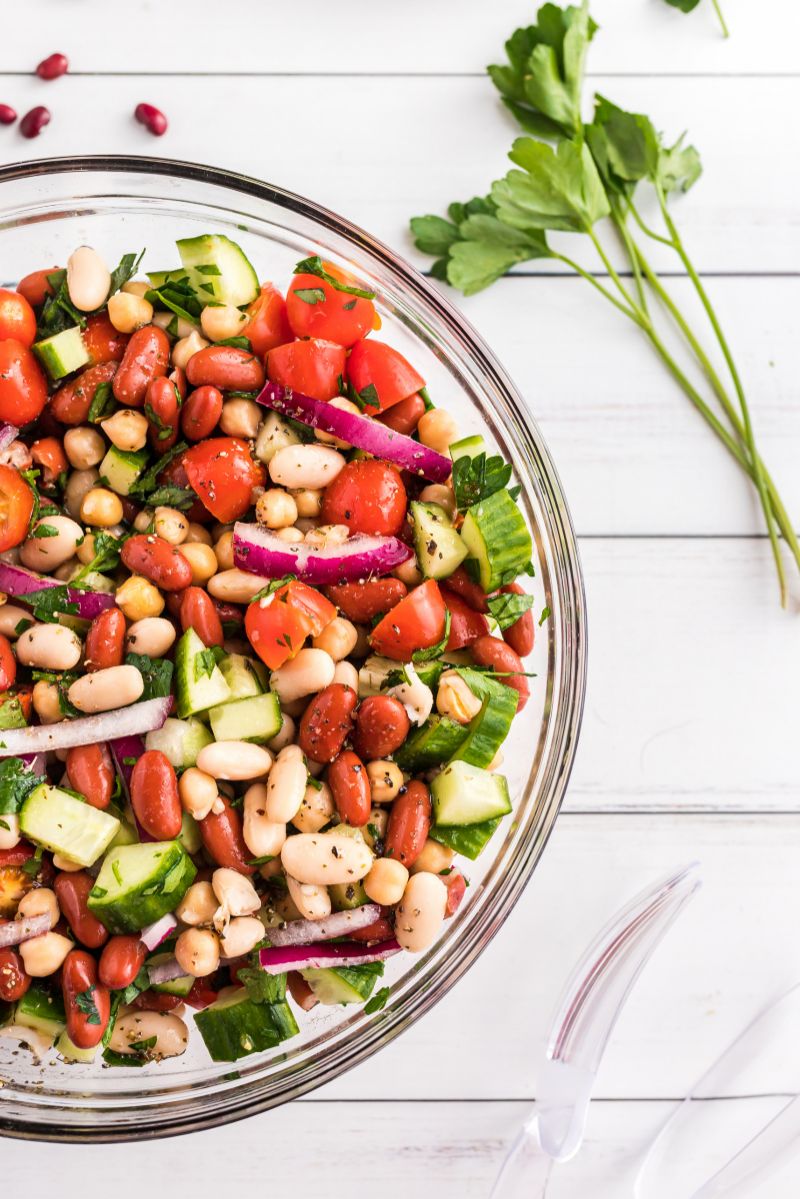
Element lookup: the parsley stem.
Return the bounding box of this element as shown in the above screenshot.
[586,225,643,317]
[610,201,649,315]
[711,0,730,38]
[552,252,640,321]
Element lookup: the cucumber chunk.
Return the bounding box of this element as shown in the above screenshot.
[449,434,486,462]
[148,951,194,996]
[429,817,502,860]
[450,668,518,769]
[176,234,259,308]
[99,446,149,497]
[56,1030,98,1063]
[33,326,90,381]
[0,694,30,730]
[16,985,66,1037]
[410,501,468,581]
[300,961,384,1006]
[431,759,512,826]
[394,714,467,772]
[329,880,370,912]
[194,987,299,1062]
[459,488,533,592]
[88,840,196,933]
[19,784,120,867]
[177,811,202,855]
[145,716,214,769]
[174,627,231,718]
[217,652,265,701]
[208,692,282,744]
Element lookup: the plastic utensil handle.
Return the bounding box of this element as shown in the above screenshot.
[489,1115,554,1199]
[693,1094,800,1198]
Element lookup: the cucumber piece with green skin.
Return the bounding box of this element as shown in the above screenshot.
[174,627,231,718]
[208,692,282,744]
[394,714,467,773]
[106,818,139,854]
[449,434,486,462]
[410,501,468,581]
[15,985,66,1037]
[194,990,299,1061]
[449,668,518,769]
[148,952,194,996]
[429,817,502,860]
[32,326,90,381]
[99,446,149,497]
[329,880,369,911]
[431,759,512,826]
[147,269,191,289]
[88,840,197,933]
[19,784,120,867]
[145,716,213,769]
[459,488,533,592]
[176,234,259,308]
[177,811,202,855]
[217,653,265,701]
[56,1030,98,1063]
[301,961,384,1006]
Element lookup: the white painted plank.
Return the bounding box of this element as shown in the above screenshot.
[3,0,798,75]
[0,75,796,274]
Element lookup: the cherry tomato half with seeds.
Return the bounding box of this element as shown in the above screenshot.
[347,339,425,413]
[183,436,265,523]
[82,311,129,364]
[243,283,292,358]
[320,458,407,537]
[370,579,447,661]
[286,262,375,349]
[0,465,35,553]
[0,289,36,347]
[245,579,336,671]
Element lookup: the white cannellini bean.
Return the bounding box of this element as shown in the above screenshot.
[395,871,448,953]
[269,648,335,705]
[219,916,266,958]
[286,874,332,921]
[267,712,296,752]
[109,1012,188,1060]
[332,660,359,692]
[16,623,82,671]
[280,831,373,887]
[243,782,288,859]
[268,444,346,491]
[291,780,335,834]
[0,604,35,639]
[67,664,144,713]
[0,812,20,850]
[264,744,307,823]
[19,515,84,572]
[386,664,433,726]
[196,740,272,781]
[211,868,261,928]
[126,617,176,658]
[66,246,111,312]
[254,412,301,465]
[208,568,270,605]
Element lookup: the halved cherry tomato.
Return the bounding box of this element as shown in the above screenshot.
[442,587,489,651]
[0,340,48,425]
[158,451,211,525]
[243,283,292,358]
[370,579,447,660]
[320,459,407,537]
[0,634,16,691]
[346,339,425,413]
[267,338,346,402]
[30,437,68,489]
[0,465,35,552]
[16,267,58,310]
[286,262,375,348]
[183,436,265,523]
[245,579,336,671]
[0,289,36,347]
[82,312,129,364]
[0,846,35,918]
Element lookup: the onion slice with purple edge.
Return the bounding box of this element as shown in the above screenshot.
[259,938,401,974]
[140,913,178,953]
[0,697,172,758]
[256,381,452,483]
[0,912,53,948]
[266,903,382,947]
[146,954,186,986]
[0,424,19,453]
[108,734,155,844]
[233,523,411,585]
[0,559,116,620]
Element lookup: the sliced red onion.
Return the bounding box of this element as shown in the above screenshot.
[259,938,401,974]
[256,381,452,483]
[147,955,186,986]
[0,560,116,619]
[108,734,155,843]
[233,523,411,585]
[267,904,382,947]
[140,913,178,953]
[19,753,46,776]
[0,424,19,453]
[0,912,53,948]
[0,697,172,758]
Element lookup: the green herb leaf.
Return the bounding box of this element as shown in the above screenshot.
[237,967,287,1005]
[493,137,610,234]
[36,270,86,339]
[108,249,145,297]
[125,651,173,700]
[452,451,513,511]
[488,591,535,630]
[293,256,376,300]
[75,987,101,1026]
[25,585,79,624]
[0,758,41,815]
[193,648,218,682]
[87,380,116,424]
[539,605,551,626]
[70,529,124,588]
[293,287,327,305]
[30,523,59,540]
[130,441,189,499]
[364,986,391,1014]
[250,574,297,604]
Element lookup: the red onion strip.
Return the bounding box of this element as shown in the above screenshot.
[266,904,382,947]
[259,938,401,974]
[233,524,411,585]
[0,912,52,948]
[140,913,178,953]
[0,697,172,758]
[0,560,116,619]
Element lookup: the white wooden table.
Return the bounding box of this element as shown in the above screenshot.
[3,1,800,1192]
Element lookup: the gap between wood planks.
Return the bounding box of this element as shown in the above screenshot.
[0,70,797,79]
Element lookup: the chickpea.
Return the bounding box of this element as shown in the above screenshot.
[80,487,124,528]
[185,522,213,546]
[17,887,60,925]
[436,670,482,725]
[213,530,235,571]
[417,408,459,455]
[366,759,404,804]
[311,616,357,662]
[200,303,247,343]
[315,397,361,450]
[63,426,106,470]
[181,541,218,585]
[179,767,219,821]
[154,505,189,545]
[276,526,302,544]
[220,398,261,440]
[19,932,73,977]
[176,880,218,927]
[393,555,423,588]
[332,660,359,692]
[171,330,208,372]
[364,857,408,907]
[255,488,298,530]
[63,468,99,520]
[115,575,165,621]
[410,839,455,876]
[32,680,64,724]
[418,483,456,520]
[291,488,323,519]
[107,291,154,333]
[218,916,265,959]
[174,928,220,977]
[133,507,155,533]
[101,408,149,452]
[121,280,151,298]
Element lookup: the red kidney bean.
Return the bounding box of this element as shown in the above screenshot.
[65,743,114,811]
[325,578,407,624]
[20,106,51,139]
[134,103,168,136]
[120,496,143,525]
[17,267,58,309]
[54,871,109,949]
[377,392,426,436]
[0,633,16,691]
[84,607,126,672]
[470,634,530,711]
[132,989,182,1012]
[287,971,318,1011]
[0,105,17,126]
[62,950,110,1049]
[328,750,371,827]
[385,780,431,867]
[145,375,180,450]
[181,385,223,441]
[213,600,243,628]
[36,53,68,80]
[121,533,192,591]
[499,582,535,658]
[130,750,182,840]
[185,345,265,392]
[0,947,31,1002]
[445,566,489,613]
[297,683,357,764]
[199,797,254,875]
[348,915,394,944]
[443,871,467,917]
[83,312,130,365]
[112,325,170,407]
[50,361,117,425]
[351,694,410,761]
[98,935,147,990]
[180,586,224,648]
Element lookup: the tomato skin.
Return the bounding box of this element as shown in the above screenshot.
[82,312,129,364]
[243,283,292,358]
[444,871,467,917]
[0,465,35,552]
[0,340,48,425]
[442,588,489,651]
[183,436,265,523]
[0,634,16,691]
[267,338,346,402]
[0,289,36,346]
[347,339,425,413]
[30,436,68,489]
[286,263,375,349]
[245,580,335,671]
[320,459,407,537]
[0,947,31,1002]
[158,452,211,526]
[325,578,407,624]
[499,581,535,657]
[370,579,447,660]
[16,267,58,309]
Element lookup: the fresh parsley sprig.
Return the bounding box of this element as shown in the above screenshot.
[663,0,729,38]
[452,451,513,512]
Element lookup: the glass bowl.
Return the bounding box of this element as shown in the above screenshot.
[0,156,586,1143]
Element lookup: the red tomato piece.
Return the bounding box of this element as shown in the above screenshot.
[267,338,346,402]
[0,289,36,347]
[0,340,48,425]
[183,436,265,523]
[320,459,407,537]
[0,465,35,552]
[370,579,447,660]
[243,283,293,358]
[346,339,425,413]
[0,634,16,691]
[82,312,129,364]
[245,580,336,671]
[286,261,375,349]
[442,587,489,651]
